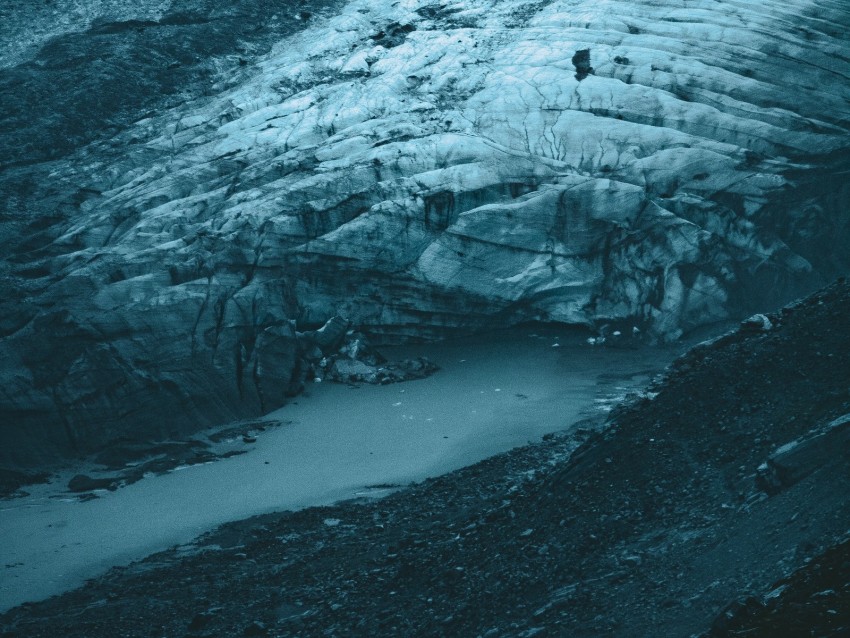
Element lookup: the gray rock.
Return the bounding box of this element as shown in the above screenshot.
[572,49,593,81]
[337,333,385,366]
[188,610,217,632]
[740,314,774,333]
[67,474,115,493]
[307,316,351,354]
[757,414,850,494]
[329,357,438,385]
[329,358,378,383]
[243,620,268,636]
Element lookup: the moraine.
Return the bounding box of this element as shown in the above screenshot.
[0,326,691,612]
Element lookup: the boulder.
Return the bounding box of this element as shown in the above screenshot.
[740,314,774,333]
[243,620,269,637]
[329,357,439,385]
[310,316,351,354]
[757,414,850,494]
[572,49,593,81]
[67,474,116,493]
[337,332,386,366]
[329,359,378,384]
[393,357,440,381]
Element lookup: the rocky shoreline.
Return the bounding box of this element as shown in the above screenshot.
[0,319,438,501]
[2,279,847,636]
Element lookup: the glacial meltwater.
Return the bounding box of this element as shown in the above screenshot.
[0,327,689,611]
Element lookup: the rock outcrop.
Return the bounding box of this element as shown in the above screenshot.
[1,0,849,464]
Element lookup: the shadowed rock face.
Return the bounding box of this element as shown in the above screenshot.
[1,0,849,465]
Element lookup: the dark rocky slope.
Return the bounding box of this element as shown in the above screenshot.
[2,278,848,637]
[1,0,849,468]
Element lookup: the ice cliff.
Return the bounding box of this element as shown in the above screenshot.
[1,0,848,464]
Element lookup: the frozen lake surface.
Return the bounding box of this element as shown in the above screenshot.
[0,327,685,611]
